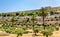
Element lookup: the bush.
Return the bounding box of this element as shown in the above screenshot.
[41,28,53,36]
[56,26,59,31]
[24,31,28,34]
[14,28,24,36]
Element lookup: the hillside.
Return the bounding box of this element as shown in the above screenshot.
[0,6,60,37]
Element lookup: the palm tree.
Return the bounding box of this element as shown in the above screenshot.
[40,7,56,37]
[41,7,46,29]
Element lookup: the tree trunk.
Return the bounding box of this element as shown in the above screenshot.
[46,35,48,37]
[17,34,19,37]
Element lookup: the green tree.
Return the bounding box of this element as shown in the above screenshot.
[2,13,7,17]
[14,28,28,37]
[7,14,11,16]
[15,29,23,37]
[19,12,25,16]
[0,14,2,16]
[49,10,55,15]
[5,27,13,33]
[16,13,19,16]
[27,12,36,16]
[55,26,59,31]
[41,28,53,37]
[33,26,39,36]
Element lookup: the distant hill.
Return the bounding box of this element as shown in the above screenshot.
[1,6,60,14]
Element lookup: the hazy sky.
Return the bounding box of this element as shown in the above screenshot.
[0,0,60,13]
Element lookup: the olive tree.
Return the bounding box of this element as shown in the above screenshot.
[14,28,28,37]
[41,28,53,37]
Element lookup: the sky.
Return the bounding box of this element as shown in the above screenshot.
[0,0,60,13]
